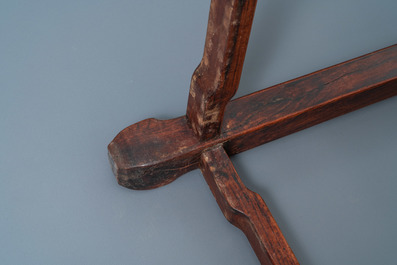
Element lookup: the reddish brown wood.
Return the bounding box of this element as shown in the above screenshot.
[108,0,397,263]
[186,0,257,140]
[108,44,397,190]
[200,146,300,265]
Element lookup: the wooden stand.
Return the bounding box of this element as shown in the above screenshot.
[108,1,397,264]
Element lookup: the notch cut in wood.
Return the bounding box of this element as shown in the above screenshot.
[108,0,397,264]
[201,145,299,264]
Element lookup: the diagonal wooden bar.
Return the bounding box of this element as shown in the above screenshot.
[108,44,397,190]
[201,145,299,265]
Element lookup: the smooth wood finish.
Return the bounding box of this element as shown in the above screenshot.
[108,44,397,190]
[186,0,257,140]
[200,146,299,265]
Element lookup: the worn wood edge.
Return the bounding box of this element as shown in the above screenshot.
[224,78,397,155]
[107,117,201,189]
[186,0,258,140]
[200,146,300,265]
[108,44,397,190]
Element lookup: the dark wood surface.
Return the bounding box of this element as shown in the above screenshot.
[200,145,300,265]
[107,1,397,264]
[186,0,257,140]
[108,44,397,190]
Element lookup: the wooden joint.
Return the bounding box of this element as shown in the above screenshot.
[108,45,397,190]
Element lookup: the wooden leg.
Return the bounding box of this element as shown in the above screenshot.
[200,146,300,265]
[187,0,257,140]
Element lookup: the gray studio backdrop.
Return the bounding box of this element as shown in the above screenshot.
[1,0,397,264]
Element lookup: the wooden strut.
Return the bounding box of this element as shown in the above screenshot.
[108,0,397,264]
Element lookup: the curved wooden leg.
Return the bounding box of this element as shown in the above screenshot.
[187,0,257,140]
[200,146,300,265]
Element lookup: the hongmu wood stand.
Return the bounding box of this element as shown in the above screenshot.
[108,1,397,264]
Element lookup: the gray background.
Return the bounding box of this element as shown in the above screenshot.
[1,0,397,264]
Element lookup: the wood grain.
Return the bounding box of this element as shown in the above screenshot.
[108,44,397,190]
[186,0,257,140]
[200,145,300,265]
